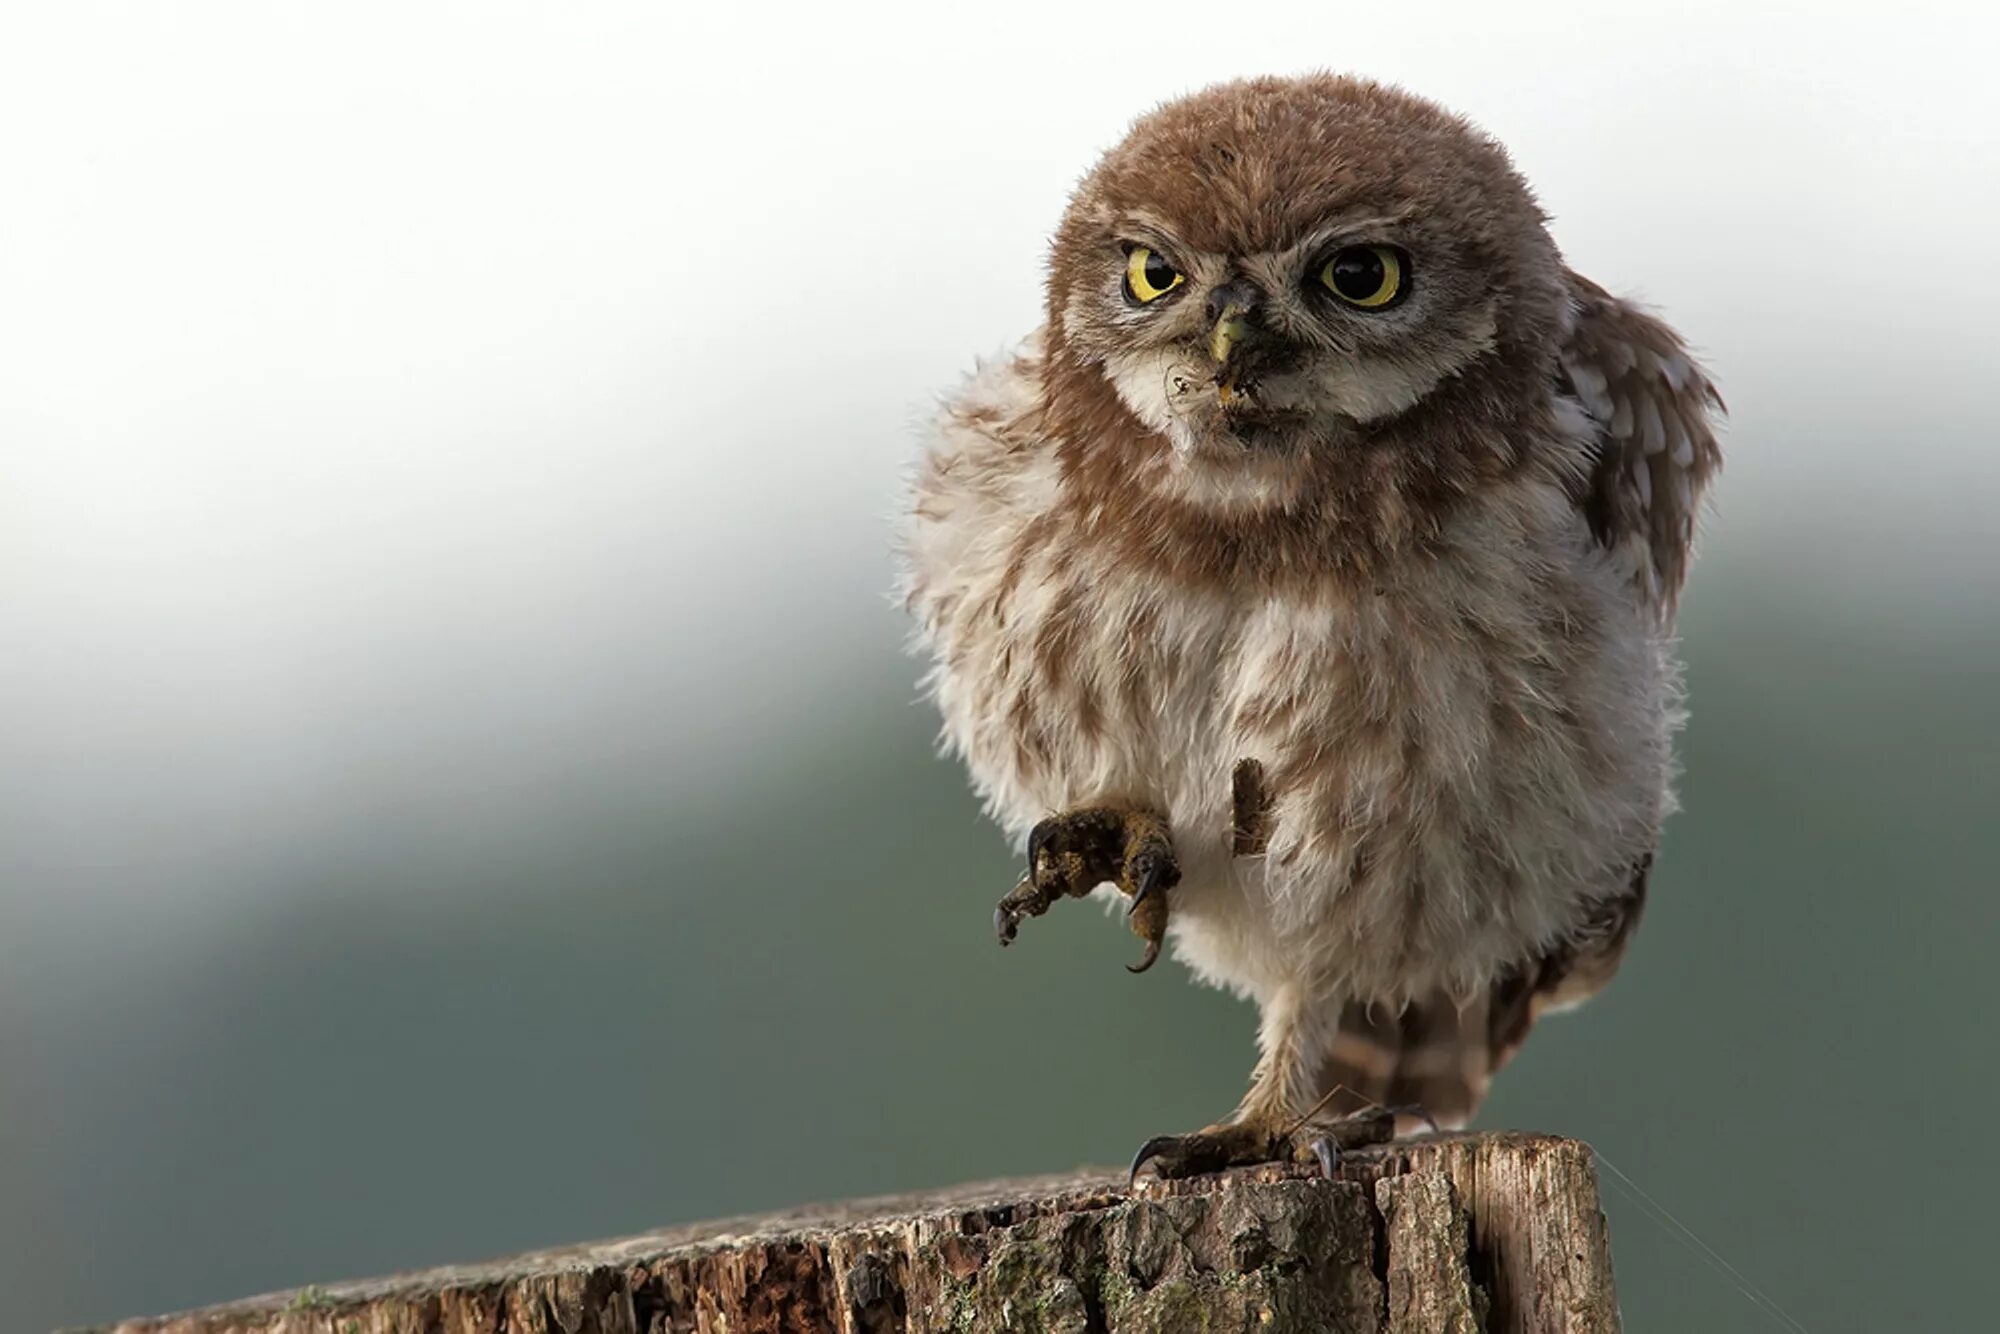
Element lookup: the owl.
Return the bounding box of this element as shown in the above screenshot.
[901,74,1721,1178]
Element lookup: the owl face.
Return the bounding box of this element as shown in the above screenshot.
[1076,216,1497,456]
[1046,77,1565,502]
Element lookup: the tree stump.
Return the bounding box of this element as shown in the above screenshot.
[83,1131,1619,1334]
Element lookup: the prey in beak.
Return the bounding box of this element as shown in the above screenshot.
[1205,276,1263,405]
[1194,274,1307,448]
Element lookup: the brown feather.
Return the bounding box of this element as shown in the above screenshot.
[1317,858,1651,1129]
[902,74,1719,1145]
[1560,273,1726,612]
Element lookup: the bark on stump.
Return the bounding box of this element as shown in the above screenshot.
[84,1131,1619,1334]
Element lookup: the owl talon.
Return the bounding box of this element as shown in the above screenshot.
[994,807,1179,968]
[1127,1121,1277,1183]
[1128,1131,1251,1184]
[1128,1108,1397,1185]
[1127,1134,1187,1184]
[993,874,1057,946]
[1126,859,1170,972]
[1026,819,1061,888]
[1126,856,1168,914]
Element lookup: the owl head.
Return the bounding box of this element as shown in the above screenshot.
[1044,76,1568,509]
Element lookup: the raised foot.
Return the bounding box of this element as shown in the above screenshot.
[992,806,1179,973]
[1128,1106,1401,1184]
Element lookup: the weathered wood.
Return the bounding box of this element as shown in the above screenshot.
[84,1131,1618,1334]
[1377,1172,1483,1333]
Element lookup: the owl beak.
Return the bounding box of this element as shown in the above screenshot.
[1205,278,1263,403]
[1210,307,1252,371]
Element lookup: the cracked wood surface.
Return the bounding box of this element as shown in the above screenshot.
[83,1131,1618,1334]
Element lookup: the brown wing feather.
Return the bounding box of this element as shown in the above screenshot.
[1318,859,1652,1129]
[1559,271,1724,616]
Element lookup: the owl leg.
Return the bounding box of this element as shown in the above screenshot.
[992,806,1178,973]
[1128,990,1404,1182]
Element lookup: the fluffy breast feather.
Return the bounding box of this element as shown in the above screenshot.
[903,337,1679,1007]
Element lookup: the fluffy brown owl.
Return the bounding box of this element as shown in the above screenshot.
[902,74,1721,1178]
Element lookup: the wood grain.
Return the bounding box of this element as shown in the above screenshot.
[82,1131,1618,1334]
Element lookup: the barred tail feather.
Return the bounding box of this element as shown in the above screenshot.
[1320,858,1652,1130]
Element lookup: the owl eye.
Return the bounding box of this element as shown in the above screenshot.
[1122,245,1185,305]
[1319,245,1407,309]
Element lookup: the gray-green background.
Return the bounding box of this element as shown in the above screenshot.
[4,3,1995,1330]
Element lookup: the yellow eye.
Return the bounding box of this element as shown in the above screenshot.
[1123,246,1185,304]
[1320,245,1406,309]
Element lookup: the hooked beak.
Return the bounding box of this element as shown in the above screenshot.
[1210,305,1251,369]
[1205,278,1262,403]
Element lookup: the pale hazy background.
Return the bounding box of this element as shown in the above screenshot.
[3,2,1996,1329]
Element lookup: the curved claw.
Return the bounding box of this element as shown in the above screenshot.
[1128,1134,1183,1185]
[1027,817,1058,883]
[1125,870,1156,917]
[1126,859,1170,973]
[1309,1135,1340,1179]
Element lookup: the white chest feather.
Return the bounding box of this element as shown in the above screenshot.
[903,362,1679,1009]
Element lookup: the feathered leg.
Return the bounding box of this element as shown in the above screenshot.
[1129,987,1398,1182]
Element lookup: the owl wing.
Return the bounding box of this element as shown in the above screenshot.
[1557,271,1724,617]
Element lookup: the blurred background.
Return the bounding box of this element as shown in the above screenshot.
[3,2,1995,1329]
